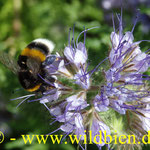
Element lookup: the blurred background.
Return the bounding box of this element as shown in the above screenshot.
[0,0,150,149]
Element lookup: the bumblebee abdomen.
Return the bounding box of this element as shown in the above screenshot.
[18,71,42,92]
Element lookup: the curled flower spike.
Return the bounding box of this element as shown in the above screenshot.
[38,26,111,150]
[94,11,150,149]
[104,13,150,113]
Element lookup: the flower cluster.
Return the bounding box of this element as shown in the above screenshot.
[17,13,150,150]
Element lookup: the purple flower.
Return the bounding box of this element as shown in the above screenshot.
[102,12,150,116]
[93,91,109,112]
[64,42,87,69]
[138,96,150,132]
[64,41,90,89]
[110,31,149,73]
[66,92,89,110]
[50,102,86,140]
[90,112,111,147]
[74,69,90,90]
[74,113,85,139]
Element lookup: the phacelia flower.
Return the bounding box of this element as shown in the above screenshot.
[15,11,150,150]
[38,27,112,150]
[96,11,150,149]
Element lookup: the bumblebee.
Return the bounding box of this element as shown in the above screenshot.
[0,39,56,93]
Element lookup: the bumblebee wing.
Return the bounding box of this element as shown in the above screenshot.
[0,52,20,75]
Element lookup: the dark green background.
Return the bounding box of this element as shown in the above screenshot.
[0,0,150,149]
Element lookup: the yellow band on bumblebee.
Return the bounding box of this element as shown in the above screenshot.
[21,48,46,62]
[26,83,42,92]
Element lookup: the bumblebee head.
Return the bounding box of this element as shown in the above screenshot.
[42,55,56,67]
